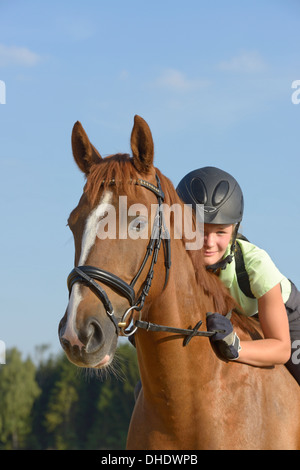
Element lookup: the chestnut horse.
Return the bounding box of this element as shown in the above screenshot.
[59,115,300,450]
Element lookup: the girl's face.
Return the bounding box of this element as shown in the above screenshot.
[203,224,234,266]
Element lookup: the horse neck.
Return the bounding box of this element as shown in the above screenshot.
[150,237,215,331]
[135,238,218,400]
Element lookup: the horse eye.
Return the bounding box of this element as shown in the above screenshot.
[129,217,148,232]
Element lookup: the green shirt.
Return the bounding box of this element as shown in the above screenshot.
[219,239,291,317]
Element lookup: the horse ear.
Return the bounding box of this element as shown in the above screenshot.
[131,115,154,174]
[71,121,102,174]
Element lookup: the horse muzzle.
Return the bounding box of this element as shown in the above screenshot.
[59,308,117,368]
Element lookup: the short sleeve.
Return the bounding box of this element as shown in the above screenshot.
[240,241,285,299]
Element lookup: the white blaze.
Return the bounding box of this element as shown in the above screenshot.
[79,191,113,265]
[62,191,113,347]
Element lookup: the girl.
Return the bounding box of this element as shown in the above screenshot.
[177,166,300,385]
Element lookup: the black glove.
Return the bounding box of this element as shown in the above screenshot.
[206,312,241,360]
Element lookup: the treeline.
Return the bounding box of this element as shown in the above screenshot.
[0,342,140,450]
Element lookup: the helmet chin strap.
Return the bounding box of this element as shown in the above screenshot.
[206,223,240,274]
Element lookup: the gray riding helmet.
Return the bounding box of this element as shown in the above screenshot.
[176,166,244,225]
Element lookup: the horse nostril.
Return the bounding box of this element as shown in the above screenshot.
[60,336,70,350]
[84,318,104,354]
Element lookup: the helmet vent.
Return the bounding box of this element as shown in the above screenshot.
[191,178,207,204]
[212,180,229,206]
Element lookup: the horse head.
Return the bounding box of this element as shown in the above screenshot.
[59,116,169,368]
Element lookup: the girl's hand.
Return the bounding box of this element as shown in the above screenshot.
[206,312,241,360]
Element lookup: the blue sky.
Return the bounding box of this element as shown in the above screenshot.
[0,0,300,360]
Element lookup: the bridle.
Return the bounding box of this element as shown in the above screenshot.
[67,174,171,336]
[67,174,222,344]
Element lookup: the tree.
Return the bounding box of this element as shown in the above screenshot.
[0,342,140,449]
[44,355,80,449]
[0,348,40,449]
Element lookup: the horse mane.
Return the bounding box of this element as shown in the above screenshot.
[84,155,257,334]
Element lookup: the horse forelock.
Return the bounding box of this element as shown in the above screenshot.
[84,154,139,206]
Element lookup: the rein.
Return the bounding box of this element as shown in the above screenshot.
[135,319,217,346]
[67,174,221,344]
